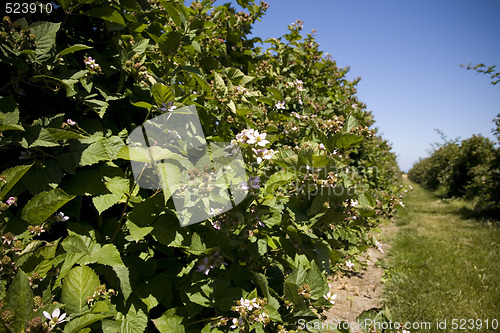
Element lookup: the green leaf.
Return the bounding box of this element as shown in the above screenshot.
[84,7,125,26]
[186,232,206,255]
[80,139,109,166]
[0,95,23,131]
[85,244,132,300]
[152,309,185,333]
[151,83,174,106]
[83,98,109,118]
[62,265,100,315]
[0,163,32,200]
[131,101,154,110]
[331,133,363,149]
[21,188,75,225]
[158,31,181,55]
[306,261,328,299]
[213,72,226,95]
[46,128,85,140]
[22,159,64,195]
[57,44,92,57]
[126,220,154,242]
[283,266,307,306]
[24,126,60,148]
[190,72,211,93]
[120,304,147,333]
[30,21,61,61]
[345,116,360,133]
[92,176,129,214]
[156,162,181,203]
[62,234,132,301]
[162,2,183,27]
[116,146,179,163]
[3,270,33,332]
[264,171,295,194]
[63,313,111,333]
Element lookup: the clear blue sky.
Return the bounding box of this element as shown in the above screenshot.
[238,0,500,171]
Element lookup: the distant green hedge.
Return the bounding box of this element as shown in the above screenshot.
[409,117,500,209]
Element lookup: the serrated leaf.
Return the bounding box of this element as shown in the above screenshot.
[3,270,33,332]
[92,176,129,214]
[345,115,360,133]
[22,159,64,195]
[46,128,85,140]
[151,83,174,106]
[30,21,61,61]
[331,133,363,149]
[61,234,131,300]
[62,265,100,315]
[162,2,183,27]
[156,162,181,203]
[152,309,185,333]
[126,220,154,242]
[116,146,179,163]
[186,232,206,255]
[80,139,109,166]
[21,188,75,225]
[57,44,93,57]
[120,304,147,333]
[264,171,295,194]
[83,98,109,118]
[0,163,32,200]
[158,30,182,54]
[63,313,111,333]
[190,72,211,93]
[86,244,132,300]
[85,7,125,26]
[0,95,23,131]
[213,72,226,95]
[306,261,328,299]
[25,126,60,148]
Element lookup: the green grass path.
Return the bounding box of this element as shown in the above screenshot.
[383,178,500,332]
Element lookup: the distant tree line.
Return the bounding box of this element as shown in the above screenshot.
[408,114,500,211]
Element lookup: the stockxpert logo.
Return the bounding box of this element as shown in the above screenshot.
[127,105,248,226]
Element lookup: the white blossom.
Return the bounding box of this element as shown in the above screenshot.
[324,291,337,305]
[54,212,69,222]
[43,308,66,327]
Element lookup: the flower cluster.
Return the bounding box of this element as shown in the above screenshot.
[0,197,16,214]
[28,225,46,236]
[229,297,270,330]
[86,284,116,306]
[232,128,269,147]
[284,79,305,104]
[252,148,275,164]
[375,241,384,253]
[232,129,275,164]
[84,56,102,73]
[196,251,224,275]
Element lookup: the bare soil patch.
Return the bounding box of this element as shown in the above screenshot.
[323,222,398,333]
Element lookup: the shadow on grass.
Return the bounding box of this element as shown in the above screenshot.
[455,205,500,224]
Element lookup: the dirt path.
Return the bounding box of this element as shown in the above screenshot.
[323,222,399,333]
